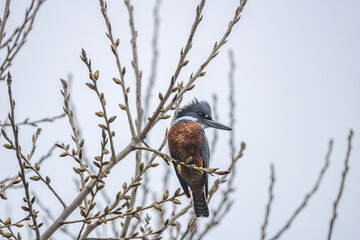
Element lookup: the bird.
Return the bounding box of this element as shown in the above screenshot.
[168,98,232,217]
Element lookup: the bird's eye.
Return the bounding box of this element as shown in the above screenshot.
[198,112,205,117]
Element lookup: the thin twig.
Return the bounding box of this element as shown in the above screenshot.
[154,0,248,129]
[99,0,136,137]
[143,0,162,122]
[6,72,41,239]
[142,0,206,134]
[0,0,45,80]
[78,51,118,159]
[196,202,233,240]
[210,94,219,154]
[67,74,92,169]
[64,191,184,226]
[0,113,65,128]
[228,49,236,157]
[269,139,334,240]
[19,138,68,208]
[152,203,193,239]
[99,190,120,237]
[75,129,110,239]
[0,214,30,230]
[124,0,143,133]
[180,142,246,240]
[61,79,88,211]
[78,132,169,240]
[327,129,354,240]
[3,128,66,208]
[35,193,76,239]
[121,0,144,236]
[128,135,169,235]
[0,0,11,47]
[184,49,241,239]
[261,164,275,240]
[129,96,182,235]
[0,216,30,240]
[135,146,229,176]
[133,12,166,225]
[0,174,21,194]
[159,164,171,222]
[0,144,56,189]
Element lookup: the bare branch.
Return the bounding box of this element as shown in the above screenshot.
[210,94,219,153]
[327,129,354,240]
[35,193,77,239]
[75,129,110,239]
[121,0,144,235]
[260,164,275,240]
[129,135,170,235]
[0,114,65,128]
[3,129,68,208]
[17,137,68,208]
[124,0,143,132]
[135,146,229,176]
[180,142,246,240]
[0,143,56,191]
[0,174,21,194]
[186,50,242,239]
[269,139,334,240]
[6,72,41,239]
[143,0,162,121]
[78,53,117,159]
[152,203,193,239]
[63,191,185,226]
[0,0,11,47]
[151,0,248,130]
[139,0,206,137]
[61,79,88,211]
[228,49,236,157]
[98,0,136,137]
[41,135,135,239]
[78,131,169,240]
[0,0,45,80]
[137,2,163,230]
[0,214,31,230]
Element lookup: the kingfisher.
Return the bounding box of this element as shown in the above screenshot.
[168,98,232,217]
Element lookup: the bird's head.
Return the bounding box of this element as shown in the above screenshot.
[174,98,232,131]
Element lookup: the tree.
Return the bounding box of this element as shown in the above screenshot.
[0,0,356,240]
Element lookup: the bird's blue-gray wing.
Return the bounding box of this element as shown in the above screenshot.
[173,162,190,198]
[200,130,210,198]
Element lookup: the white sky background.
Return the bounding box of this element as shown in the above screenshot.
[0,0,359,239]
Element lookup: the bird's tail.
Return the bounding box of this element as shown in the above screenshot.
[192,193,209,217]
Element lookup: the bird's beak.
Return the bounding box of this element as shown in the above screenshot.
[205,119,232,131]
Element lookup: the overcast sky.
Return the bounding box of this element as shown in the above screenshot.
[1,0,359,239]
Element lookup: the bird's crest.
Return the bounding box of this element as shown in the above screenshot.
[175,98,211,120]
